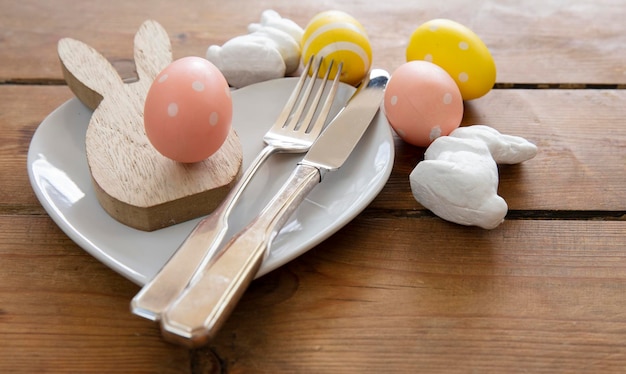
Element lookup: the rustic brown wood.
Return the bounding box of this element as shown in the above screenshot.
[0,86,73,215]
[2,0,625,85]
[57,20,243,231]
[373,89,626,211]
[2,213,625,372]
[0,215,191,373]
[210,217,626,373]
[4,86,623,216]
[2,0,626,372]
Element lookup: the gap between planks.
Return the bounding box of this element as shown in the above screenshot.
[2,79,626,90]
[361,208,626,221]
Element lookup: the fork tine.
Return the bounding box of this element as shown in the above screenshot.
[304,61,343,135]
[273,54,315,128]
[284,56,323,130]
[298,59,336,133]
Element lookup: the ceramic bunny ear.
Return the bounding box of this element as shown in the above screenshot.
[58,37,124,110]
[133,20,172,82]
[449,125,538,164]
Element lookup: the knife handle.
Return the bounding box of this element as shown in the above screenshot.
[160,163,321,347]
[131,145,278,321]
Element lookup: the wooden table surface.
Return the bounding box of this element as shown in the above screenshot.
[2,0,625,372]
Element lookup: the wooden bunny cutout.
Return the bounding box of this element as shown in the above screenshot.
[58,20,243,231]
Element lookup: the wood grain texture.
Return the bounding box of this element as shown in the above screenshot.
[0,86,74,215]
[1,0,625,85]
[373,89,626,212]
[196,217,626,373]
[2,0,626,372]
[2,213,624,372]
[0,215,191,373]
[58,20,243,231]
[4,86,625,217]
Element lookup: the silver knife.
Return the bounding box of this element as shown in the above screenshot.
[159,69,389,347]
[132,69,353,323]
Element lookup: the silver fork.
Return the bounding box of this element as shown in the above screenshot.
[131,55,343,321]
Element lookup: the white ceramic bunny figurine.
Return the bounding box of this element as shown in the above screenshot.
[58,20,242,231]
[206,10,303,88]
[410,125,537,229]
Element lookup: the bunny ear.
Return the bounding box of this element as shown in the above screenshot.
[133,20,172,82]
[58,37,124,110]
[449,125,538,164]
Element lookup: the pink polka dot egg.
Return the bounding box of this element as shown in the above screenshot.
[144,56,232,163]
[383,60,463,147]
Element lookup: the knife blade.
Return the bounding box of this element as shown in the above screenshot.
[160,68,389,347]
[132,70,359,324]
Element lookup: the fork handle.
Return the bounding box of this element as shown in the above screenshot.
[131,144,278,321]
[160,163,321,347]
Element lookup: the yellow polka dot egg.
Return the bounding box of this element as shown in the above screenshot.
[301,10,372,86]
[406,19,496,100]
[384,61,463,147]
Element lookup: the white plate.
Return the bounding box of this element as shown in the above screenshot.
[27,78,394,286]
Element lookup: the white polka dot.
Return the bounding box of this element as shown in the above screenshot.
[429,24,438,32]
[429,126,442,141]
[192,81,205,92]
[209,112,219,126]
[158,74,169,83]
[459,41,469,50]
[396,128,406,138]
[443,93,453,105]
[167,103,178,117]
[424,54,433,62]
[390,95,398,106]
[458,72,469,82]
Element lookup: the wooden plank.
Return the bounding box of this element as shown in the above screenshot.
[375,89,626,212]
[0,86,73,214]
[0,215,191,373]
[465,89,626,211]
[2,213,624,372]
[2,1,625,373]
[1,0,625,85]
[4,86,626,216]
[204,216,626,373]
